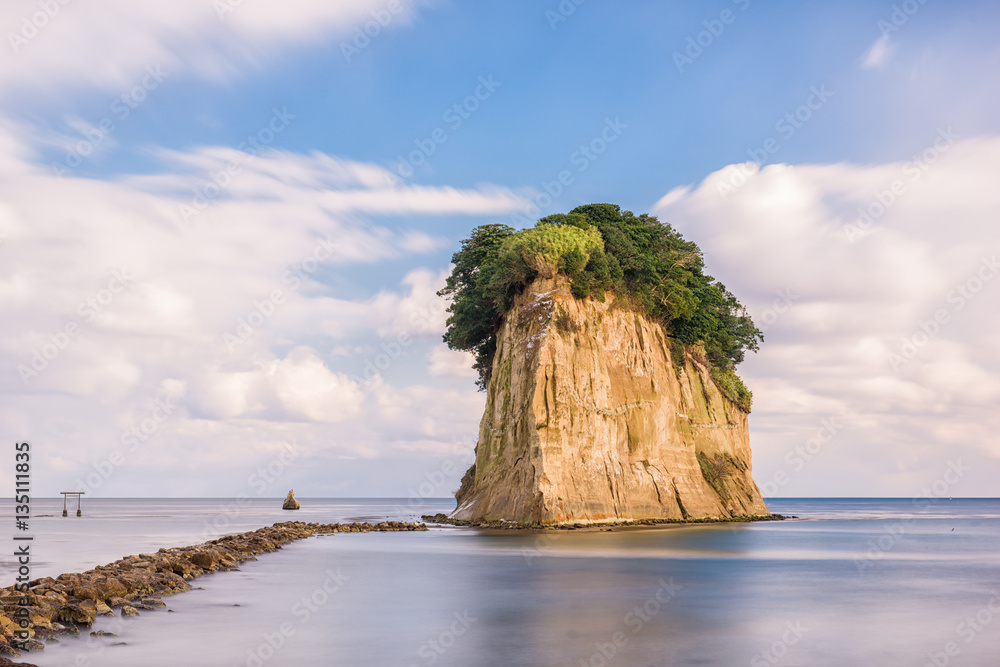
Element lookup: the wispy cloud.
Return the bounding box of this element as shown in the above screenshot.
[862,35,895,70]
[0,0,429,94]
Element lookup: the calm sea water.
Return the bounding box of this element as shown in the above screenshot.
[2,498,998,666]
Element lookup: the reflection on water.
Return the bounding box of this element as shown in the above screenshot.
[3,498,998,666]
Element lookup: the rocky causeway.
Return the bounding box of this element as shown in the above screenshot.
[0,520,427,664]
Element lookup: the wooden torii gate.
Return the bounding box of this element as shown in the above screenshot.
[60,491,84,517]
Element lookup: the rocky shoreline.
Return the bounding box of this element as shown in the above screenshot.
[422,513,791,530]
[0,520,427,665]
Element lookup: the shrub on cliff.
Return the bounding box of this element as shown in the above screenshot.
[710,367,753,413]
[439,204,762,394]
[501,222,603,279]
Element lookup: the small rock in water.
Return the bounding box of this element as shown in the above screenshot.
[23,638,45,651]
[90,630,117,638]
[282,490,301,510]
[121,606,140,617]
[60,624,81,636]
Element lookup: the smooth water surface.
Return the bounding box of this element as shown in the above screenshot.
[2,498,998,666]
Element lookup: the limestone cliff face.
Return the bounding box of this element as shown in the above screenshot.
[452,277,769,524]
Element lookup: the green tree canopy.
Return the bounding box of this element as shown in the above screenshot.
[438,204,762,400]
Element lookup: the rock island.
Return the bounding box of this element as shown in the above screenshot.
[438,204,770,524]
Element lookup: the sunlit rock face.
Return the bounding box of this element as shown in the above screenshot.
[452,277,769,524]
[282,490,300,510]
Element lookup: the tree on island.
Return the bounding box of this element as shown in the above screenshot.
[437,203,762,411]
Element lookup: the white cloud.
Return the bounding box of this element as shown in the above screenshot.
[653,136,1000,496]
[427,345,478,378]
[373,382,483,449]
[399,230,448,254]
[0,0,428,94]
[367,268,451,338]
[862,34,895,69]
[0,118,521,495]
[270,347,365,423]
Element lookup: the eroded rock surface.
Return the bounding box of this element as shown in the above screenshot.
[452,277,769,524]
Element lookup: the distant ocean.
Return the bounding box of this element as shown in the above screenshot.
[2,497,999,666]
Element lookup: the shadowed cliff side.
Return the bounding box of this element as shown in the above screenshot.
[451,276,769,524]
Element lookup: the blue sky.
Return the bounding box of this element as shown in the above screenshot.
[2,0,999,499]
[22,2,1000,188]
